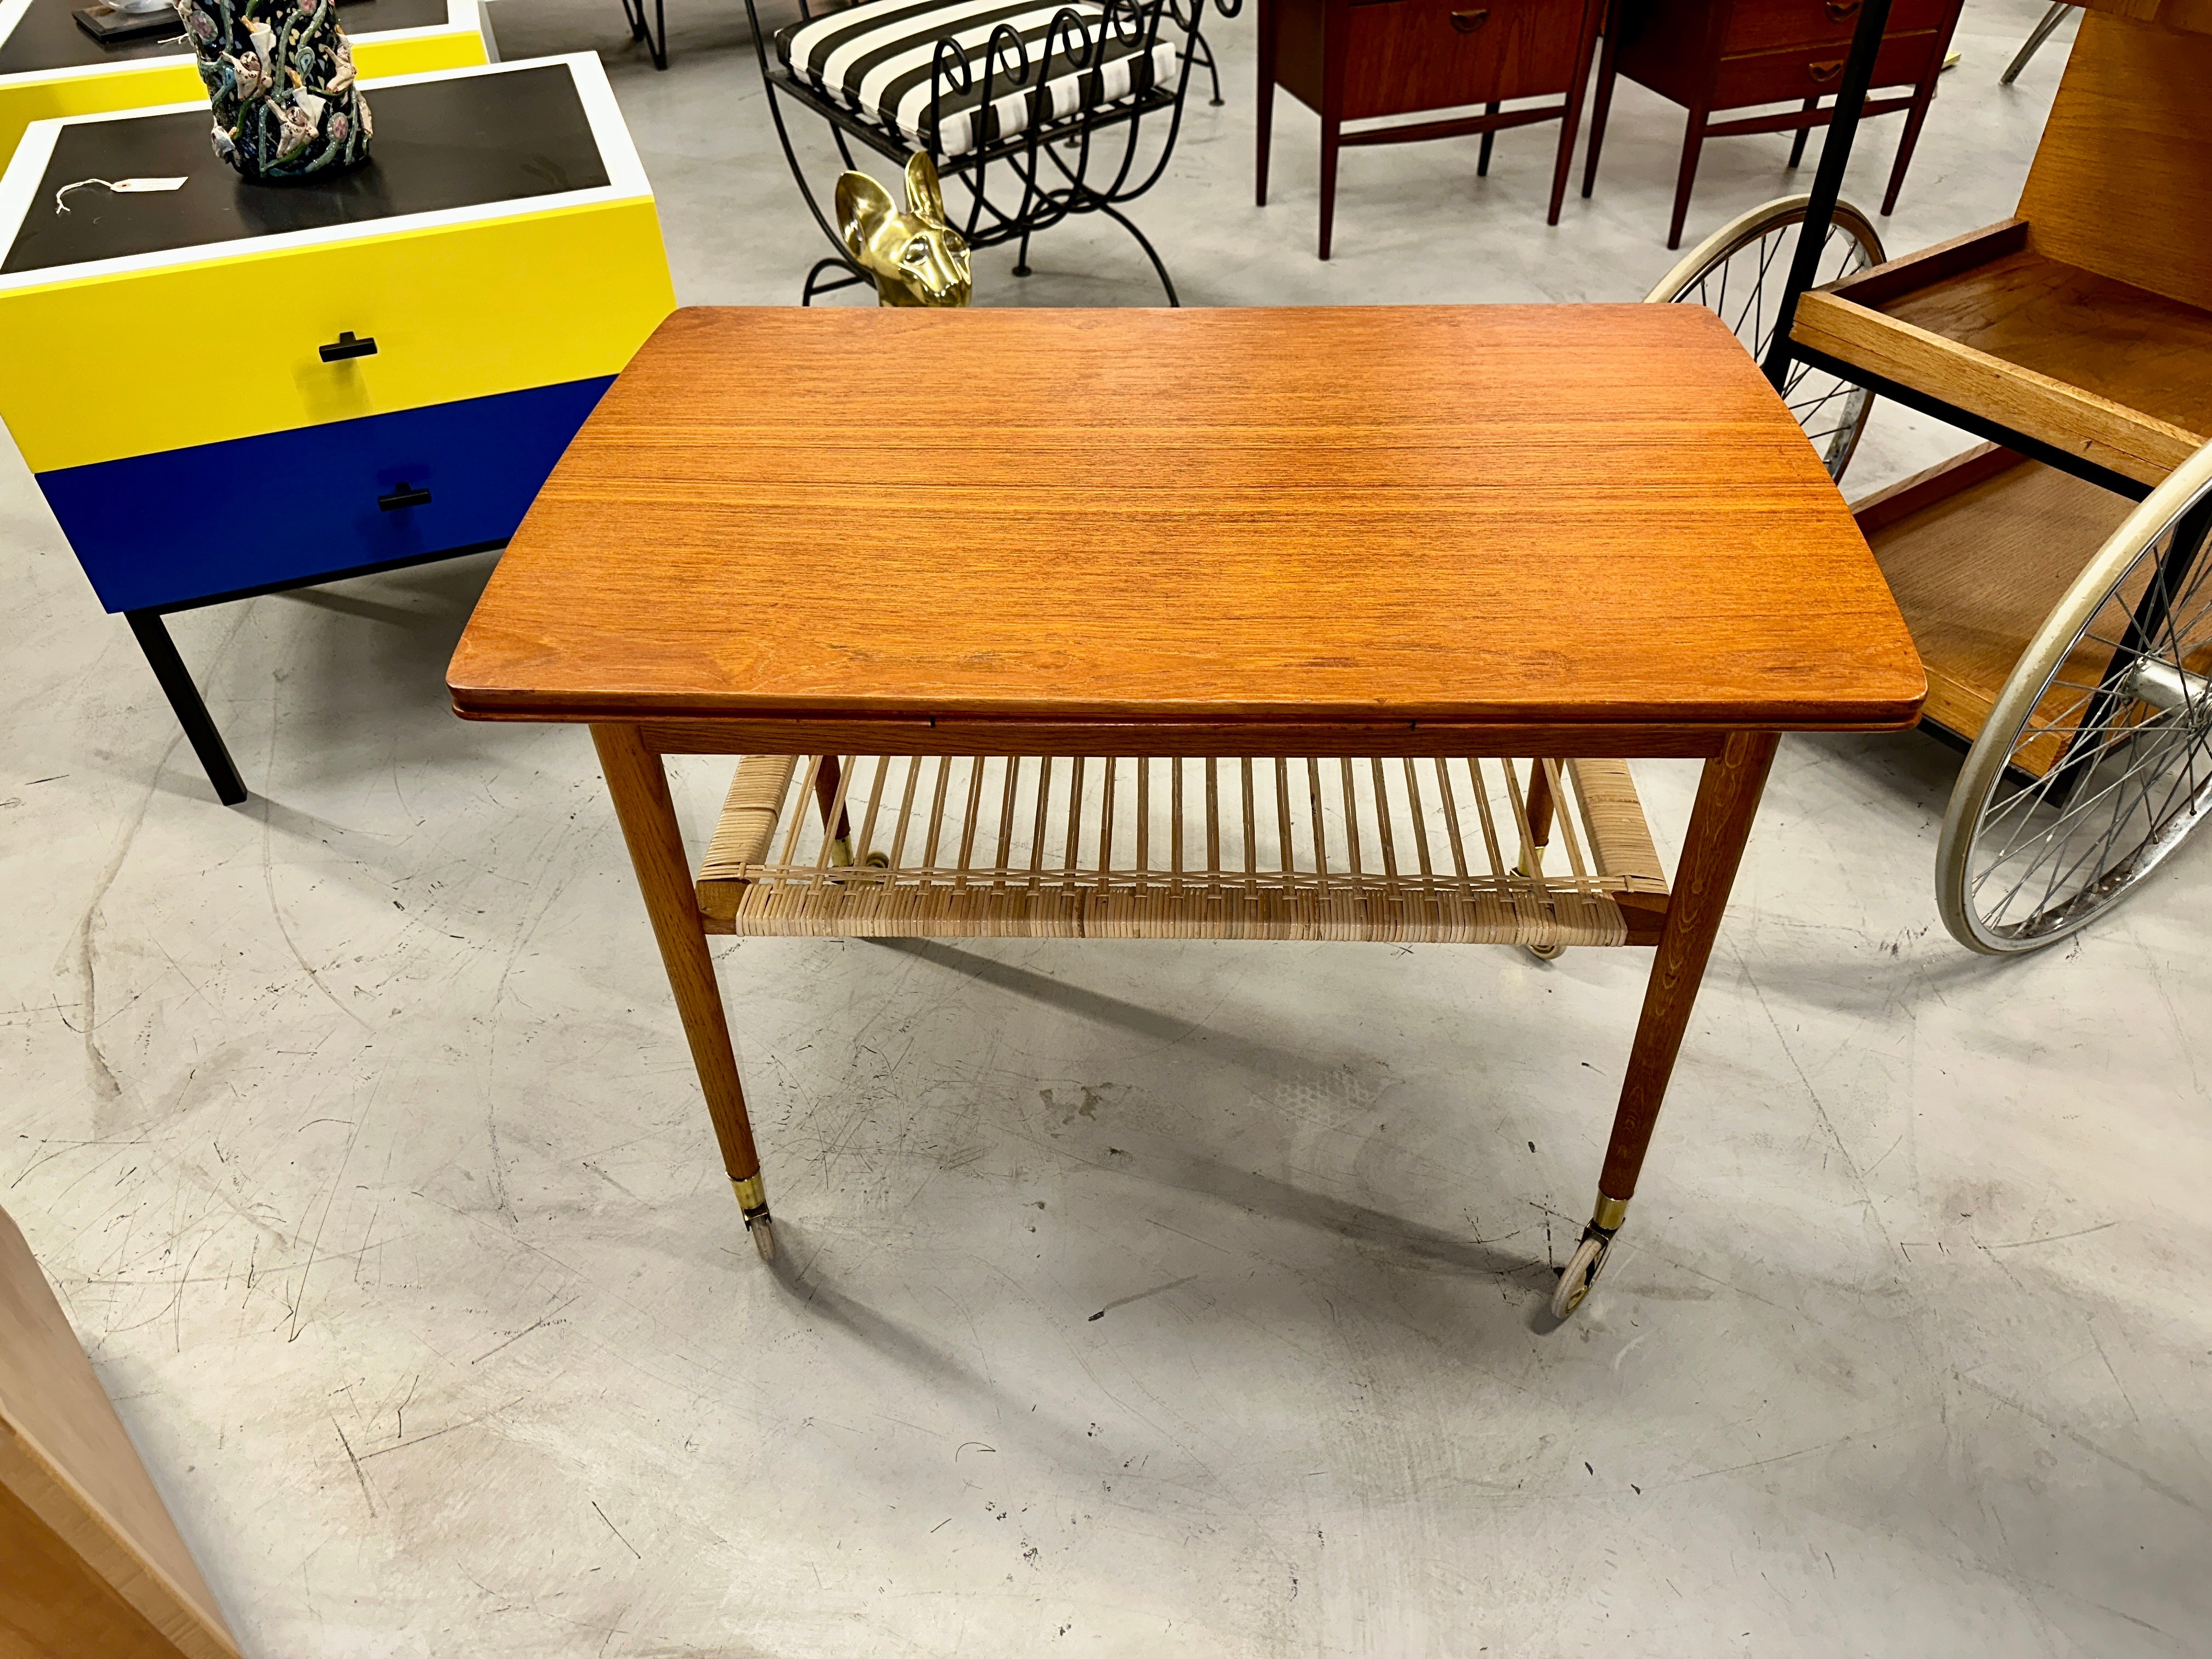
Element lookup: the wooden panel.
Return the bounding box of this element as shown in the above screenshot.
[1612,0,1730,106]
[0,1205,239,1659]
[2078,0,2212,32]
[2018,9,2212,312]
[1791,286,2203,485]
[1720,0,1950,55]
[1340,0,1588,119]
[1708,27,1937,108]
[1857,456,2133,765]
[1822,218,2028,310]
[1269,0,1328,111]
[449,306,1926,735]
[1881,246,2212,442]
[0,1481,189,1659]
[624,719,1743,759]
[1846,440,2023,537]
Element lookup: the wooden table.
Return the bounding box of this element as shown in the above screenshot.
[447,304,1923,1319]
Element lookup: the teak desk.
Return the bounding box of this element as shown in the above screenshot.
[448,305,1923,1321]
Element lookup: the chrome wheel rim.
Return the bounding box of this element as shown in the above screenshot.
[1646,195,1885,482]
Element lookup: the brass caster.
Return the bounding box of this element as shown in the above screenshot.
[861,850,890,868]
[733,1173,775,1262]
[1525,939,1566,962]
[1549,1194,1628,1321]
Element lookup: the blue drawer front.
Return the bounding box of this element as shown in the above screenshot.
[37,377,615,613]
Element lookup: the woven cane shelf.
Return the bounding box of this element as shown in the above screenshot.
[696,754,1668,947]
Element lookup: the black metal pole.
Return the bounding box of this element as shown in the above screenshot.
[126,610,247,806]
[1760,0,1896,392]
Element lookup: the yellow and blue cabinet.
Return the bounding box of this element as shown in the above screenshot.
[0,53,675,803]
[0,0,490,169]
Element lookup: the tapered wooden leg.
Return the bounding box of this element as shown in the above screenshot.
[1548,0,1601,225]
[1600,730,1778,1198]
[1580,1,1619,198]
[1553,730,1778,1318]
[1787,97,1817,168]
[592,723,778,1259]
[1525,758,1556,849]
[1882,81,1936,215]
[1256,0,1277,206]
[1667,105,1708,249]
[1477,102,1500,176]
[1319,118,1341,260]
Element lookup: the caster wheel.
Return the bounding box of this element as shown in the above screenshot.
[749,1215,777,1261]
[862,850,890,869]
[1550,1231,1611,1321]
[1525,940,1566,962]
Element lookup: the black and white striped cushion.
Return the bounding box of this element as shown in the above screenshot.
[776,0,1180,156]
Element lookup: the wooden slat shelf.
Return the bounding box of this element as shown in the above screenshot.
[1850,445,2135,774]
[695,754,1670,946]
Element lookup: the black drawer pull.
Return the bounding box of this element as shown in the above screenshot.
[1825,1,1860,16]
[1449,7,1488,28]
[319,330,378,363]
[378,482,432,511]
[1808,58,1844,81]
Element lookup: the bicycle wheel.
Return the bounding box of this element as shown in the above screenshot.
[1937,441,2212,952]
[1645,194,1885,481]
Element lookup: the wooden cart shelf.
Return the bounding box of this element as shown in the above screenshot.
[1795,221,2212,487]
[1852,444,2135,772]
[1790,3,2212,489]
[696,753,1669,946]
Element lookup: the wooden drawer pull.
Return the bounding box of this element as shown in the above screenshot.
[1449,8,1489,30]
[1824,1,1860,18]
[1807,59,1844,81]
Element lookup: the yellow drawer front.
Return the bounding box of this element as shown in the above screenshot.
[0,195,675,473]
[0,29,487,171]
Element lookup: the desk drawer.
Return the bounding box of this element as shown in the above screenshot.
[1711,26,1937,105]
[0,196,670,475]
[1721,0,1949,57]
[1342,0,1591,120]
[37,377,612,613]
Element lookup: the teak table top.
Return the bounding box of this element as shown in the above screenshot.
[447,305,1924,740]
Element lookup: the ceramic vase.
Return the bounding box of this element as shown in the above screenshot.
[174,0,371,182]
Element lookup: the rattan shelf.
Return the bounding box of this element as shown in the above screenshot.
[696,754,1668,947]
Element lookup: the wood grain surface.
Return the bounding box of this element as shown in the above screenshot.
[2019,9,2212,313]
[1856,450,2134,768]
[1883,247,2212,442]
[448,306,1923,734]
[0,1205,240,1659]
[1790,286,2200,487]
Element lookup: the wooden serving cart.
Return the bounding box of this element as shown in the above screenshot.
[1658,0,2212,951]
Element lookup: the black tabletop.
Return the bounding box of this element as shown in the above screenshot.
[0,0,444,76]
[3,64,610,273]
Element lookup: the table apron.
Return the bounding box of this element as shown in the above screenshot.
[620,719,1756,759]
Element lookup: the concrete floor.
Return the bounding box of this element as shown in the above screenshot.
[5,2,2210,1652]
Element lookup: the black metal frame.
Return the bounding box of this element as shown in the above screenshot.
[619,0,670,70]
[1761,0,2185,779]
[121,540,507,807]
[743,0,1240,306]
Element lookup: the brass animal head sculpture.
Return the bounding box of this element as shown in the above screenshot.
[836,152,973,308]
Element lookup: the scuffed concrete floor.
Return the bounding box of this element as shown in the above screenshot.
[5,1,2210,1651]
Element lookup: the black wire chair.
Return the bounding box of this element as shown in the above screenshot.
[743,0,1240,306]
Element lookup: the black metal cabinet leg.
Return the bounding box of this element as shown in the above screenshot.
[126,611,247,805]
